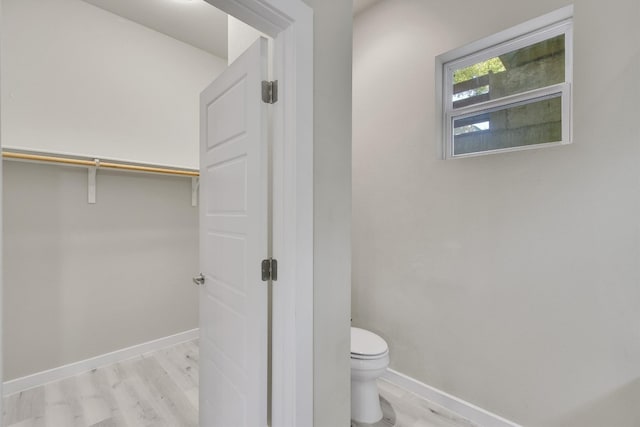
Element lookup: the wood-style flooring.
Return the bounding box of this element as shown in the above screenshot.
[4,339,472,427]
[3,340,199,427]
[352,379,477,427]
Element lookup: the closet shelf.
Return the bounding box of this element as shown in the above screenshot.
[2,150,200,206]
[2,151,199,177]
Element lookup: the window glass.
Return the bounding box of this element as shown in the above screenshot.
[438,9,573,158]
[452,34,565,109]
[453,94,562,155]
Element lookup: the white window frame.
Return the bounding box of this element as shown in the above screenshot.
[435,5,574,159]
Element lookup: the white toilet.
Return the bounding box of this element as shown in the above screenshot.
[351,327,390,424]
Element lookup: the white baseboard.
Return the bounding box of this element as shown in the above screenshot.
[382,369,522,427]
[3,328,199,396]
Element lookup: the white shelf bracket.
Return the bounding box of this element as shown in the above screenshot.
[88,159,99,204]
[192,177,199,207]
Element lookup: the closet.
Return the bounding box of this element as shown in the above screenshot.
[2,0,226,388]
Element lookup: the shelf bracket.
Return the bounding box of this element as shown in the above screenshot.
[192,177,199,207]
[87,159,100,204]
[88,167,97,204]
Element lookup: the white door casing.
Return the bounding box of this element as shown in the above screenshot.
[199,37,269,427]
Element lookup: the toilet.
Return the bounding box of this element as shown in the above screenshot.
[351,327,390,424]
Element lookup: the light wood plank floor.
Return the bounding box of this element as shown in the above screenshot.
[352,378,476,427]
[3,340,199,427]
[5,339,472,427]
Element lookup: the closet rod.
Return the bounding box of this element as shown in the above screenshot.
[2,151,200,177]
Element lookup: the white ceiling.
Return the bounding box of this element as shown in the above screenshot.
[82,0,229,59]
[82,0,378,60]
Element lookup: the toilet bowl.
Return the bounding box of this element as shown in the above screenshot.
[351,327,389,424]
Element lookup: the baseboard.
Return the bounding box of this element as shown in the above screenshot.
[3,328,199,396]
[382,369,522,427]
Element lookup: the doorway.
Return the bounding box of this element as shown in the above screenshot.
[0,0,313,425]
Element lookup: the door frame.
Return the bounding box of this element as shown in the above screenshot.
[204,1,313,426]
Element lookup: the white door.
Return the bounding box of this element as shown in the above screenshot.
[199,37,269,427]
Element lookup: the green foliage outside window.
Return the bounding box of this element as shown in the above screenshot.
[453,57,506,84]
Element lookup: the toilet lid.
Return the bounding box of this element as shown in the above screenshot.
[351,327,388,357]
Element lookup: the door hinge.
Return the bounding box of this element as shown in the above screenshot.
[261,80,278,104]
[261,258,278,281]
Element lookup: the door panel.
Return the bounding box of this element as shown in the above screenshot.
[199,37,269,427]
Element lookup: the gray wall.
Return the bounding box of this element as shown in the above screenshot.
[303,0,353,426]
[1,0,226,169]
[3,162,198,380]
[353,1,640,426]
[1,0,219,383]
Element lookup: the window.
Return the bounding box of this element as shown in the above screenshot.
[437,6,573,158]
